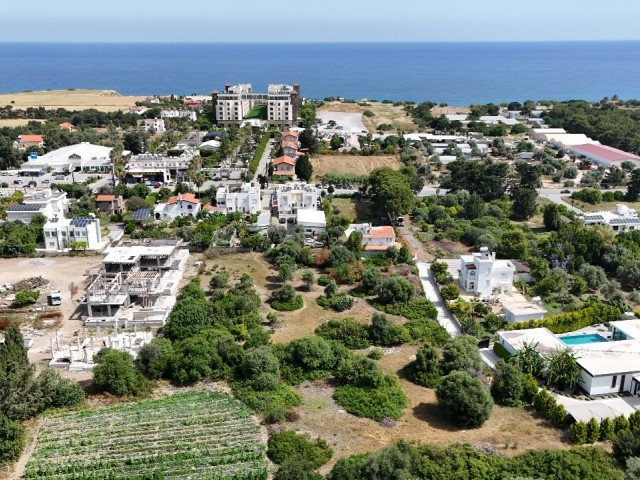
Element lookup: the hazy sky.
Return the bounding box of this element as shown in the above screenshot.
[4,0,640,42]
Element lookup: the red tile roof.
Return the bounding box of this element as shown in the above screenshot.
[96,194,116,202]
[282,131,298,138]
[281,141,298,149]
[572,143,640,162]
[273,156,296,166]
[368,226,394,239]
[59,122,74,129]
[18,134,43,143]
[167,193,200,205]
[204,204,219,212]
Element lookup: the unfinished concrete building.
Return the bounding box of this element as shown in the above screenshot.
[81,239,189,328]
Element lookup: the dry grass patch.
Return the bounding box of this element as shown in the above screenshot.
[312,155,400,178]
[562,196,640,213]
[0,119,46,127]
[430,106,471,116]
[318,101,419,132]
[0,89,144,112]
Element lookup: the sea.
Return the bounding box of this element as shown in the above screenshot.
[0,42,639,105]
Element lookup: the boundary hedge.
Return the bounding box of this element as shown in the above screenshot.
[505,304,620,334]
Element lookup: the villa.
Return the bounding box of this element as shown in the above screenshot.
[497,319,640,396]
[345,223,401,254]
[5,188,68,223]
[459,247,516,298]
[580,204,640,233]
[154,193,201,221]
[272,156,296,176]
[215,182,261,215]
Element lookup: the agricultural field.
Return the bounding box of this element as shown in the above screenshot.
[311,155,401,178]
[24,391,267,480]
[0,89,144,112]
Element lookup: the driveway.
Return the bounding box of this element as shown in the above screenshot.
[417,262,462,337]
[252,139,275,183]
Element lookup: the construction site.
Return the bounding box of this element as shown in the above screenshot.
[81,239,189,328]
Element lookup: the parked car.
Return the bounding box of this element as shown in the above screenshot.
[286,217,295,224]
[42,179,50,184]
[279,217,286,224]
[560,189,571,194]
[13,179,22,185]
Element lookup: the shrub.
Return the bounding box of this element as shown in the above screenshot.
[376,277,415,305]
[271,286,304,312]
[586,418,601,444]
[440,336,482,375]
[209,273,229,289]
[440,284,460,301]
[600,417,616,441]
[232,381,301,423]
[333,375,408,421]
[135,338,174,380]
[492,342,512,360]
[267,430,333,468]
[317,293,354,312]
[369,313,410,346]
[405,318,450,345]
[13,289,39,307]
[335,356,384,388]
[615,415,631,435]
[275,457,323,480]
[378,299,438,321]
[361,268,383,294]
[170,336,224,385]
[505,304,620,334]
[613,429,640,465]
[569,421,588,445]
[367,349,383,360]
[315,318,371,349]
[491,360,526,407]
[436,371,493,428]
[406,343,441,388]
[93,349,146,396]
[630,410,640,432]
[523,373,539,404]
[317,275,332,286]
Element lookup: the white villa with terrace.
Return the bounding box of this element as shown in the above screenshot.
[459,247,516,298]
[498,320,640,397]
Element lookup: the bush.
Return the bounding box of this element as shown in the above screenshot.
[569,421,588,445]
[315,318,371,349]
[586,418,601,444]
[616,415,631,434]
[369,313,410,346]
[440,284,460,301]
[367,348,383,360]
[333,375,408,421]
[376,277,415,305]
[601,417,616,440]
[613,429,640,465]
[268,430,333,468]
[13,289,39,307]
[505,304,620,334]
[317,275,332,286]
[135,338,174,380]
[93,349,146,396]
[275,457,323,480]
[232,380,301,423]
[271,292,304,312]
[378,299,438,321]
[492,342,512,360]
[335,356,384,388]
[405,318,450,345]
[317,293,354,312]
[436,371,493,428]
[209,273,229,289]
[491,360,526,407]
[0,413,24,466]
[406,343,441,388]
[361,268,383,293]
[440,336,482,375]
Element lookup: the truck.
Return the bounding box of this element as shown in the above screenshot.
[47,291,62,306]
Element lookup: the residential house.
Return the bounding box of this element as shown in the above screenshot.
[282,131,299,143]
[59,122,76,131]
[95,194,124,215]
[15,134,44,152]
[125,149,196,184]
[143,118,166,133]
[154,193,200,221]
[275,182,320,217]
[43,216,102,251]
[501,298,546,324]
[160,109,197,121]
[215,183,261,215]
[281,141,298,158]
[273,156,295,176]
[581,204,640,234]
[459,247,516,298]
[345,223,401,253]
[5,188,68,223]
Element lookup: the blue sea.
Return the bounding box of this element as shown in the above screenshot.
[0,42,639,104]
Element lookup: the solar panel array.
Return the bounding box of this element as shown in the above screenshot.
[7,204,44,212]
[610,218,640,225]
[131,208,151,220]
[71,217,95,227]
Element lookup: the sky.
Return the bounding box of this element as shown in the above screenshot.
[4,0,640,43]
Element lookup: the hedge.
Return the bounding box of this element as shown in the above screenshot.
[504,304,620,334]
[249,131,270,175]
[492,342,512,360]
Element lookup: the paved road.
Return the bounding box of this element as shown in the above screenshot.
[252,139,275,183]
[417,262,462,337]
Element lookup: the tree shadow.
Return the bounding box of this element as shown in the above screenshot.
[412,402,464,432]
[266,275,283,284]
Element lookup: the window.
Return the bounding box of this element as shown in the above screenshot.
[469,282,475,290]
[612,375,617,388]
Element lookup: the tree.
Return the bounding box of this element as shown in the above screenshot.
[295,154,313,182]
[209,273,229,289]
[440,336,482,375]
[569,421,588,444]
[491,360,526,407]
[328,245,355,266]
[586,417,601,444]
[345,231,363,257]
[93,349,145,396]
[268,225,288,245]
[361,268,383,293]
[369,167,415,215]
[375,277,415,305]
[614,430,640,465]
[135,338,174,380]
[436,371,493,428]
[627,169,640,201]
[299,103,317,128]
[302,271,315,291]
[406,343,440,388]
[0,412,24,466]
[511,187,538,220]
[368,313,410,346]
[299,128,319,154]
[543,203,562,230]
[330,135,343,150]
[440,284,459,301]
[626,457,640,480]
[601,417,616,441]
[275,457,323,480]
[123,130,146,155]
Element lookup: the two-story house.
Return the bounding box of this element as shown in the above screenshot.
[272,156,296,176]
[281,141,298,158]
[15,134,44,152]
[345,223,401,253]
[43,216,102,251]
[459,247,516,298]
[95,194,124,215]
[216,183,261,215]
[154,193,200,221]
[275,182,320,217]
[5,189,68,223]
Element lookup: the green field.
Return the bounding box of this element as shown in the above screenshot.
[244,105,267,120]
[25,391,267,480]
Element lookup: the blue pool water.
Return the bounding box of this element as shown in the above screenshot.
[560,333,609,345]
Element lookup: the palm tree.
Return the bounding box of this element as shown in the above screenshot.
[109,143,124,186]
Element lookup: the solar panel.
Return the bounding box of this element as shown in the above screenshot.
[71,217,94,227]
[7,204,44,212]
[131,208,151,220]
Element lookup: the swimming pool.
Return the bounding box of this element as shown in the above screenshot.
[559,333,609,345]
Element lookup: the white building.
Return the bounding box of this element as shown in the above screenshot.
[546,133,600,149]
[570,143,640,167]
[161,109,197,121]
[581,204,640,234]
[43,216,102,251]
[275,182,320,217]
[143,118,166,133]
[126,150,196,183]
[497,320,640,397]
[345,223,401,253]
[216,183,261,215]
[19,143,113,173]
[154,193,201,221]
[531,128,567,142]
[297,209,326,236]
[5,188,68,223]
[459,247,516,298]
[502,298,546,324]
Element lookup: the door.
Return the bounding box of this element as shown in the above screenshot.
[620,375,626,393]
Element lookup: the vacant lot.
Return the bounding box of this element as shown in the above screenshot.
[319,101,419,132]
[23,391,266,480]
[0,89,144,112]
[0,119,45,127]
[332,197,376,223]
[311,154,401,178]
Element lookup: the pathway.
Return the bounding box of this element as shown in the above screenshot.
[417,262,462,337]
[252,139,275,183]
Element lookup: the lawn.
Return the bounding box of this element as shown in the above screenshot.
[311,155,401,179]
[244,104,268,120]
[332,197,376,223]
[24,391,266,480]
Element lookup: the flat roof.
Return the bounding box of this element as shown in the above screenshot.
[297,209,326,225]
[502,301,546,316]
[573,340,640,377]
[103,245,175,263]
[498,328,566,356]
[611,320,640,340]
